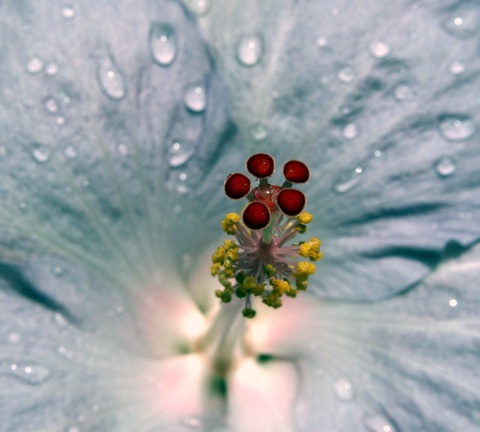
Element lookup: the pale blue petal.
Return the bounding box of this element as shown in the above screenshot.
[0,0,239,277]
[291,242,480,432]
[196,0,480,299]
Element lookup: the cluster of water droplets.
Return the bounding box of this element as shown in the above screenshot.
[0,360,51,385]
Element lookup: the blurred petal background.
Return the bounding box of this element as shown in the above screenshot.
[0,0,479,431]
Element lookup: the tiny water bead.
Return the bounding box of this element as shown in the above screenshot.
[167,140,195,167]
[337,67,355,83]
[97,56,126,100]
[449,61,465,75]
[442,6,480,39]
[212,153,322,317]
[183,0,210,16]
[61,4,76,19]
[342,123,358,139]
[32,143,52,163]
[0,361,51,385]
[369,41,391,58]
[250,123,269,142]
[434,156,456,178]
[183,83,207,113]
[333,166,364,194]
[45,62,59,76]
[149,22,177,66]
[26,57,43,74]
[333,378,354,401]
[364,415,396,432]
[437,114,475,141]
[43,96,59,114]
[236,35,263,67]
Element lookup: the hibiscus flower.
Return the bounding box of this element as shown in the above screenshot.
[1,1,479,431]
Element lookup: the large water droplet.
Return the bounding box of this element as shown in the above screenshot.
[32,143,52,163]
[442,7,480,38]
[183,0,210,15]
[333,378,354,400]
[61,4,76,19]
[97,56,126,100]
[149,22,177,66]
[438,114,475,141]
[0,361,51,385]
[26,58,43,74]
[333,167,363,193]
[434,156,456,177]
[364,415,396,432]
[250,123,269,142]
[43,96,59,114]
[369,41,390,58]
[167,140,195,167]
[236,35,263,67]
[337,67,355,83]
[184,83,206,113]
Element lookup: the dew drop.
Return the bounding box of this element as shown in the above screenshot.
[43,96,59,114]
[149,22,177,66]
[337,67,355,83]
[449,61,465,75]
[7,332,21,345]
[55,116,66,126]
[442,7,479,39]
[333,378,354,401]
[184,83,207,113]
[369,41,390,58]
[342,123,358,139]
[170,171,189,194]
[168,140,195,167]
[0,361,51,385]
[393,84,413,101]
[434,156,456,177]
[333,167,364,193]
[62,4,76,19]
[449,298,458,307]
[26,57,43,74]
[32,143,52,163]
[97,56,126,100]
[316,36,328,47]
[183,0,210,15]
[236,35,263,67]
[58,345,74,359]
[364,415,396,432]
[53,312,68,328]
[117,143,128,156]
[250,123,269,142]
[64,146,77,158]
[374,150,382,157]
[45,62,59,76]
[438,114,475,141]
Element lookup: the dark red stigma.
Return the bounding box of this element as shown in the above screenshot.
[283,160,310,183]
[246,153,275,178]
[224,173,251,199]
[277,189,306,216]
[242,202,271,230]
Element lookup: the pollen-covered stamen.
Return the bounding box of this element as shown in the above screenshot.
[213,154,322,318]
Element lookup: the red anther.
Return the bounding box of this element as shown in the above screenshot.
[243,201,271,230]
[246,153,275,178]
[277,189,306,216]
[224,173,251,199]
[283,160,310,183]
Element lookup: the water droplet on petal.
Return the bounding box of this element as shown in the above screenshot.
[393,84,413,101]
[1,361,51,385]
[45,62,59,76]
[316,36,328,47]
[61,4,76,19]
[343,123,358,139]
[65,146,77,158]
[184,83,206,113]
[7,332,21,344]
[26,58,43,74]
[337,67,355,83]
[53,312,68,327]
[449,298,458,307]
[53,264,63,275]
[43,96,59,114]
[236,35,263,67]
[449,61,465,75]
[333,378,354,400]
[58,345,74,359]
[117,143,128,156]
[434,156,456,177]
[250,123,269,142]
[55,116,66,126]
[168,140,195,167]
[438,114,475,141]
[32,143,52,163]
[442,7,480,38]
[149,22,177,66]
[364,415,396,432]
[333,167,364,193]
[97,56,126,100]
[183,0,210,15]
[369,41,390,58]
[65,426,80,432]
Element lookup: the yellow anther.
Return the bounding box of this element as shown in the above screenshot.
[299,237,323,261]
[222,213,240,235]
[212,246,225,264]
[295,261,316,277]
[210,263,221,276]
[223,239,237,250]
[298,211,313,224]
[271,278,291,295]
